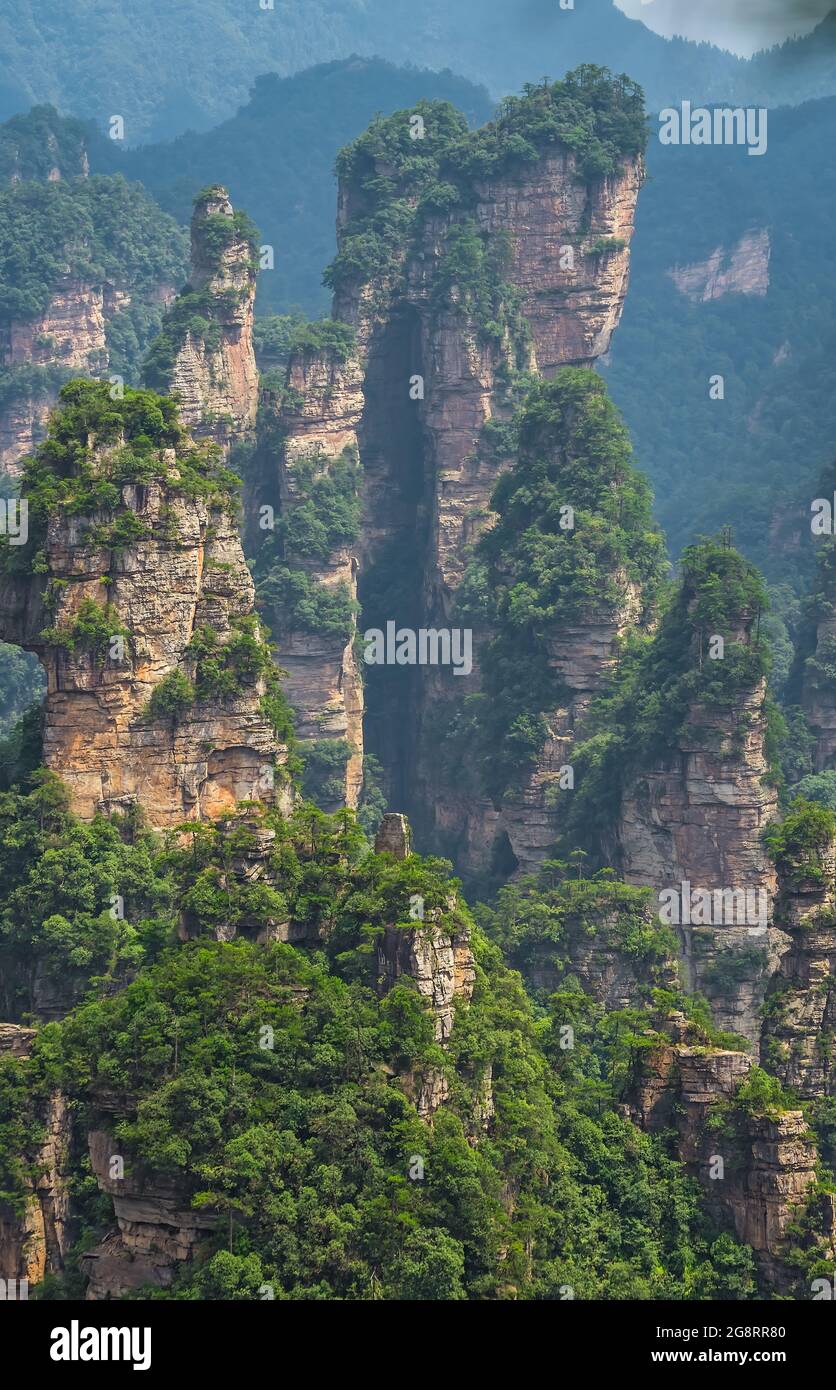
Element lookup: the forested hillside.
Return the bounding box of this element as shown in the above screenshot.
[4,0,836,144]
[603,95,836,579]
[1,31,836,1314]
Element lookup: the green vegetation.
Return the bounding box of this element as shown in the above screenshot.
[475,861,679,1000]
[0,364,76,431]
[1,788,757,1301]
[6,2,827,155]
[1,379,242,572]
[300,738,352,806]
[450,368,665,800]
[283,319,356,364]
[699,947,768,997]
[193,187,259,268]
[186,617,275,702]
[0,644,45,736]
[725,1067,796,1122]
[146,670,195,721]
[95,61,494,317]
[0,772,169,1019]
[563,539,774,858]
[144,617,281,725]
[442,67,647,183]
[252,313,307,369]
[256,570,357,645]
[0,106,89,182]
[255,446,362,569]
[357,753,387,840]
[431,220,530,350]
[40,598,130,661]
[143,287,241,394]
[326,67,646,304]
[0,174,187,385]
[764,798,836,888]
[602,96,836,582]
[792,771,836,810]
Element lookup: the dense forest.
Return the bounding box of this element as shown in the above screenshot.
[1,6,836,1320]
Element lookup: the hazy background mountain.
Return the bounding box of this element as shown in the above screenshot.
[617,0,831,55]
[91,60,493,316]
[602,95,836,580]
[3,0,836,144]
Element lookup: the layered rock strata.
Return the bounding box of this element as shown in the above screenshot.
[618,617,783,1050]
[81,1130,217,1300]
[762,839,836,1098]
[373,814,476,1115]
[0,429,287,829]
[156,187,259,448]
[631,1017,826,1291]
[253,119,644,837]
[0,1026,71,1288]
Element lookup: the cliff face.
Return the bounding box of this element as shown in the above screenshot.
[616,592,783,1049]
[0,387,287,829]
[153,188,259,449]
[251,116,644,831]
[0,279,177,477]
[667,229,770,303]
[251,353,365,809]
[81,1129,217,1300]
[762,837,836,1099]
[631,1019,825,1292]
[0,1026,71,1288]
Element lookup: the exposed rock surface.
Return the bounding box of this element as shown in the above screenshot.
[521,899,680,1009]
[474,589,645,880]
[762,843,836,1098]
[251,351,365,809]
[373,814,475,1115]
[160,188,259,448]
[0,1024,71,1288]
[0,442,287,829]
[632,1022,823,1290]
[618,616,783,1049]
[668,229,770,303]
[81,1130,217,1299]
[255,134,644,828]
[0,279,177,477]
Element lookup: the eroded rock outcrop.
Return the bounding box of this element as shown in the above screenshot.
[0,384,288,828]
[146,187,259,449]
[668,229,770,303]
[250,353,365,809]
[762,833,836,1098]
[250,83,645,825]
[0,280,179,478]
[0,1027,71,1287]
[631,1019,825,1291]
[373,814,476,1115]
[81,1130,217,1299]
[617,574,784,1049]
